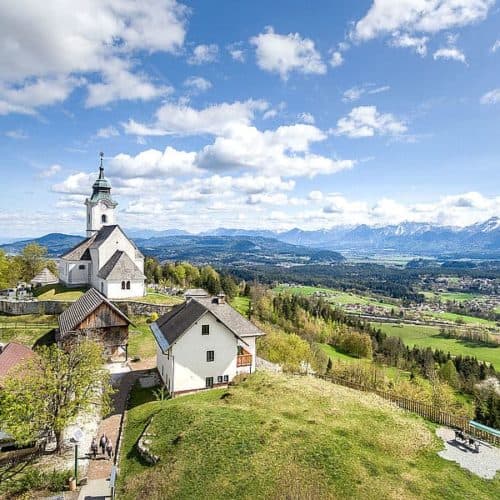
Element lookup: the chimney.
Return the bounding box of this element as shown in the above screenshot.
[216,292,226,304]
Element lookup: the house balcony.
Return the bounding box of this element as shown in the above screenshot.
[237,350,252,367]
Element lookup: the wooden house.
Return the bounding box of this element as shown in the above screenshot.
[57,288,131,361]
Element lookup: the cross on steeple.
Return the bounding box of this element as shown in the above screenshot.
[99,152,105,179]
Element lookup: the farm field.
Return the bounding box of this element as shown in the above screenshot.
[118,371,499,499]
[371,322,500,367]
[422,291,484,302]
[274,285,397,311]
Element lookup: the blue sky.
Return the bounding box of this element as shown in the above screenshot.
[0,0,499,238]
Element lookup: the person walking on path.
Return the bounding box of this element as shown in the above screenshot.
[105,439,113,460]
[99,434,107,455]
[90,437,98,459]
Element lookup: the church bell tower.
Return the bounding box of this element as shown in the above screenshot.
[85,153,118,237]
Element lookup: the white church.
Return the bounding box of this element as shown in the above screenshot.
[59,155,145,299]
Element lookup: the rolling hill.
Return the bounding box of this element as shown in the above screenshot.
[118,371,499,499]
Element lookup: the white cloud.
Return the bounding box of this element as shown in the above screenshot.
[298,112,315,124]
[0,0,187,113]
[334,106,407,138]
[96,126,120,139]
[308,190,323,201]
[491,40,500,53]
[227,42,246,62]
[250,26,326,80]
[5,129,28,139]
[52,172,95,195]
[109,147,199,178]
[389,32,428,56]
[188,44,219,65]
[330,51,344,67]
[0,76,81,115]
[183,76,212,93]
[123,99,268,136]
[262,109,278,120]
[352,0,494,41]
[433,47,466,63]
[342,84,390,102]
[124,200,167,215]
[39,164,62,178]
[480,88,500,104]
[197,123,355,177]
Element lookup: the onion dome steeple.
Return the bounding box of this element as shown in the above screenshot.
[89,152,117,206]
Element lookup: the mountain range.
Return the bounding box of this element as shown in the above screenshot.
[1,217,499,260]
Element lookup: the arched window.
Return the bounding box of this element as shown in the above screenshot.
[126,281,131,290]
[121,281,126,289]
[102,214,107,223]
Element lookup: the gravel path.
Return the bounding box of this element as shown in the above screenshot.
[436,427,500,479]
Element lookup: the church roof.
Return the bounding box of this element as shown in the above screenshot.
[58,287,131,336]
[97,250,145,281]
[60,225,143,261]
[31,267,58,285]
[88,159,117,206]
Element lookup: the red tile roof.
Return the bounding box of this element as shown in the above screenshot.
[0,342,35,384]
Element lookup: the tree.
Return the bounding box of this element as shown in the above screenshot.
[439,360,459,388]
[0,341,112,453]
[220,274,238,299]
[19,243,49,281]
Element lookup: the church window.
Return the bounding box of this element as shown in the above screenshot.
[126,281,131,290]
[78,264,85,270]
[102,214,107,223]
[121,281,126,289]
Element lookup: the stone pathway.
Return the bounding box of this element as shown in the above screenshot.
[78,367,146,499]
[436,427,500,479]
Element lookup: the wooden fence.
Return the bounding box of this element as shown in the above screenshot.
[318,374,500,447]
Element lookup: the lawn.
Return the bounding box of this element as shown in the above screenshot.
[128,316,157,360]
[0,314,57,347]
[425,310,497,327]
[371,322,500,367]
[33,284,86,301]
[129,292,183,306]
[230,296,251,317]
[118,371,499,499]
[423,291,483,302]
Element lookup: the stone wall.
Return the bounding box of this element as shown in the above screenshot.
[0,299,174,317]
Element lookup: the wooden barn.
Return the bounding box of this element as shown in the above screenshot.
[57,287,131,361]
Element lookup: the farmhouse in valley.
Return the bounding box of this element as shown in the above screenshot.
[151,293,264,396]
[57,287,132,360]
[58,154,145,299]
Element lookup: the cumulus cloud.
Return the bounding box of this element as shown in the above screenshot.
[250,26,326,80]
[227,42,246,62]
[334,106,407,138]
[389,32,428,56]
[109,147,199,178]
[52,172,95,195]
[492,40,500,53]
[0,0,187,113]
[298,112,315,124]
[123,99,268,136]
[480,88,500,104]
[352,0,494,41]
[188,44,219,64]
[197,123,355,177]
[433,35,467,64]
[330,51,344,67]
[183,76,212,93]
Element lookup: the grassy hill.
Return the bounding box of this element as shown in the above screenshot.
[118,372,498,499]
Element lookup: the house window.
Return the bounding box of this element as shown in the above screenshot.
[206,350,214,362]
[121,281,126,289]
[78,264,85,270]
[205,377,214,388]
[126,281,131,290]
[223,375,229,383]
[202,324,209,335]
[217,375,223,383]
[102,214,107,223]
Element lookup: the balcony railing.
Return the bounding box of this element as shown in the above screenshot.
[237,354,252,367]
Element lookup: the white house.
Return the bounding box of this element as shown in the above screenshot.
[151,293,264,396]
[58,155,145,299]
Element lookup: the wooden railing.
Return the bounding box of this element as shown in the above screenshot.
[237,354,252,367]
[318,374,500,447]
